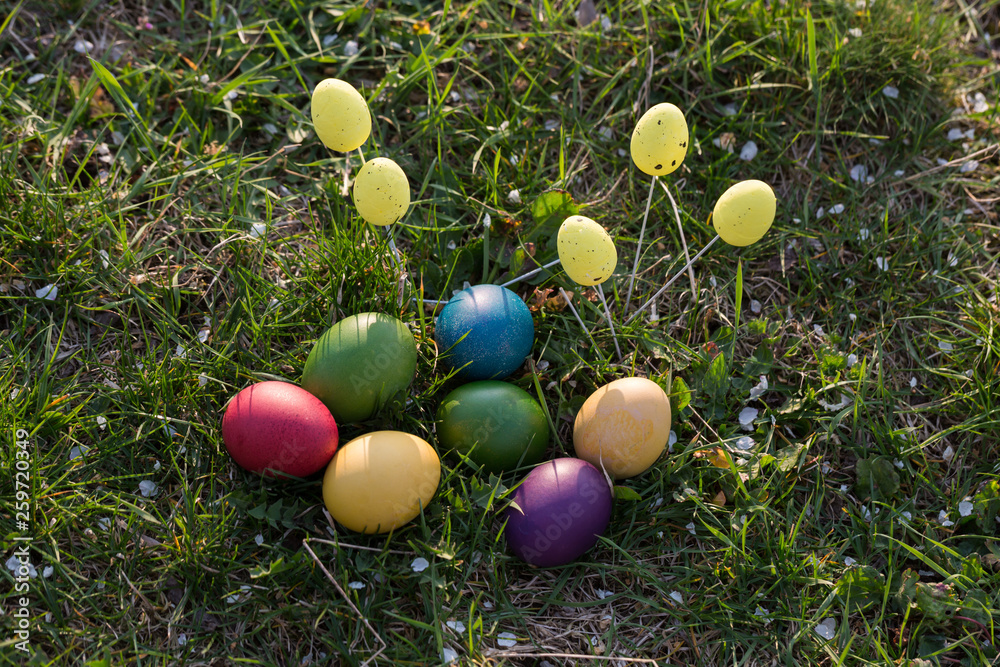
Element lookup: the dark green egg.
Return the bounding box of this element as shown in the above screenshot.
[301,313,417,423]
[436,381,549,473]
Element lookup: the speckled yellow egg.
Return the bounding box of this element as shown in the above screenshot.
[573,377,672,479]
[557,215,617,286]
[712,180,777,247]
[352,157,411,227]
[322,431,440,534]
[311,78,371,152]
[630,103,689,176]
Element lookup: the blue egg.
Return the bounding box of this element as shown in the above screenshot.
[435,285,534,380]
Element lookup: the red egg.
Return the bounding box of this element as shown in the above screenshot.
[222,381,339,478]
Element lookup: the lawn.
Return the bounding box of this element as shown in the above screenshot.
[1,0,999,665]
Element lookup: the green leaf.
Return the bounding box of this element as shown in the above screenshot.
[88,58,154,154]
[834,566,885,612]
[973,480,1000,532]
[914,582,959,623]
[670,376,692,413]
[526,190,578,245]
[773,442,807,472]
[855,457,901,499]
[891,568,919,612]
[613,486,642,501]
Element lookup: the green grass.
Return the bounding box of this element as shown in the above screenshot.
[1,0,999,664]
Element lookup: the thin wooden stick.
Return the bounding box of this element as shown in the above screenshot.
[559,287,598,350]
[625,235,720,326]
[499,258,561,288]
[596,283,623,359]
[624,175,657,313]
[659,178,696,297]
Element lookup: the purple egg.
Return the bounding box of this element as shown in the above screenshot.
[504,458,613,567]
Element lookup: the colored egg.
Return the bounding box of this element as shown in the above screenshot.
[505,458,613,567]
[221,381,339,478]
[311,78,371,152]
[712,180,777,247]
[630,103,689,176]
[323,431,440,534]
[435,284,534,381]
[556,215,617,286]
[353,157,411,227]
[573,377,672,479]
[301,313,417,423]
[437,381,550,473]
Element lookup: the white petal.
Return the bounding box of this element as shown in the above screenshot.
[959,501,974,517]
[947,128,965,141]
[27,73,45,85]
[844,556,857,567]
[686,522,696,535]
[943,445,955,462]
[507,189,521,204]
[96,416,107,430]
[829,203,845,215]
[750,299,762,314]
[249,222,267,238]
[882,85,899,99]
[35,284,58,300]
[894,169,905,177]
[740,141,758,161]
[43,566,54,578]
[255,534,264,546]
[735,436,754,450]
[669,590,683,604]
[348,581,365,590]
[74,40,94,54]
[938,341,953,352]
[497,632,517,648]
[441,648,458,664]
[410,557,429,572]
[875,257,888,271]
[960,160,979,174]
[344,40,359,56]
[445,620,466,632]
[815,617,836,640]
[846,354,858,368]
[849,165,867,182]
[738,407,758,428]
[848,28,862,38]
[138,480,158,497]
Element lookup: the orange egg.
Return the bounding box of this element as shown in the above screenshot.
[573,377,672,479]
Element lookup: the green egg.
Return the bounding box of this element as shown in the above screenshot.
[437,381,550,474]
[301,313,417,423]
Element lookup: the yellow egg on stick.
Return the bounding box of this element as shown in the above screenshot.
[625,180,777,325]
[557,215,623,359]
[629,103,689,177]
[625,103,694,316]
[712,179,777,247]
[311,78,372,152]
[353,157,410,266]
[353,157,410,227]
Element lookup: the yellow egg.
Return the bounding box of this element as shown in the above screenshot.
[557,215,617,286]
[311,78,371,152]
[629,103,689,177]
[573,377,672,479]
[322,431,440,534]
[352,157,411,227]
[712,180,777,247]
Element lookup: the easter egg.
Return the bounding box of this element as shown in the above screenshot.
[435,284,534,381]
[323,431,440,534]
[630,103,689,177]
[311,78,371,152]
[573,377,672,479]
[221,381,338,478]
[557,215,617,286]
[505,458,613,567]
[353,157,411,227]
[301,313,417,423]
[437,381,550,473]
[712,180,777,247]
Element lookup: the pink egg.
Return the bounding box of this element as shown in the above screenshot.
[222,381,339,478]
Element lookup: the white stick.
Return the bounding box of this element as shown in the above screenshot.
[659,179,697,297]
[559,287,599,350]
[385,228,401,267]
[624,175,657,314]
[499,258,561,288]
[596,283,623,359]
[625,234,720,326]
